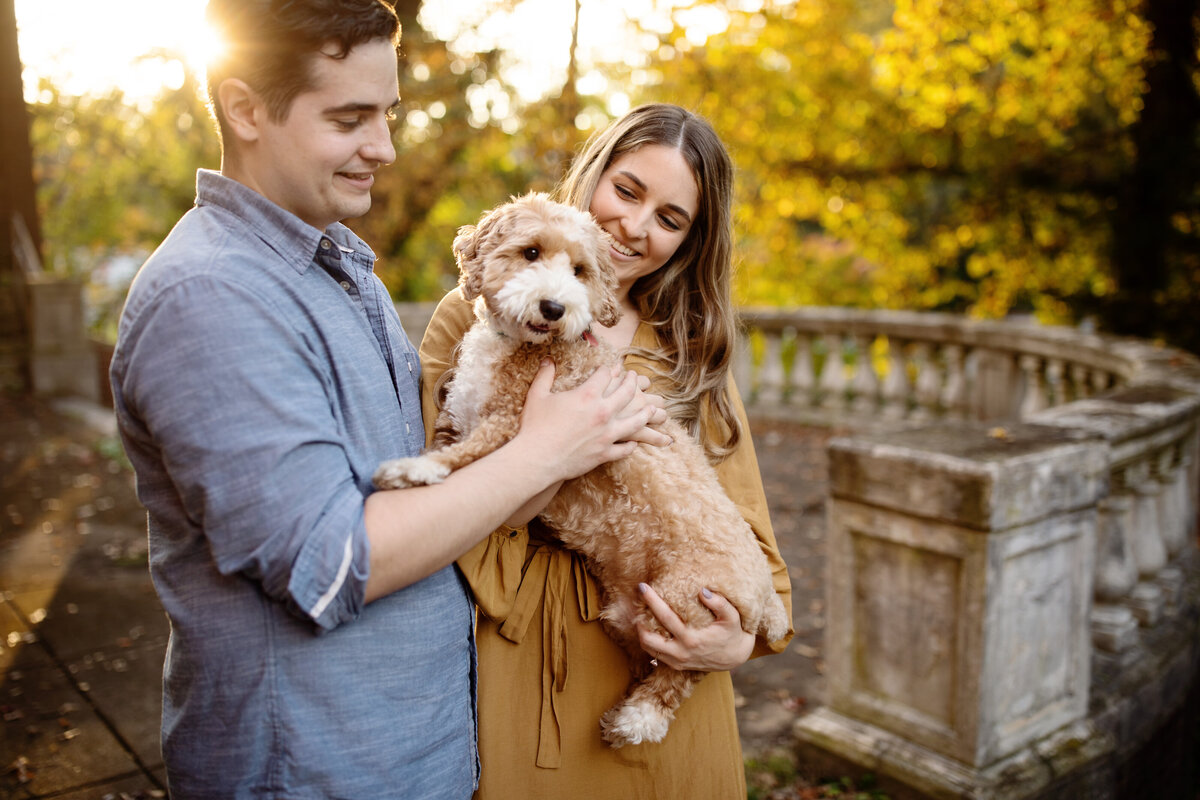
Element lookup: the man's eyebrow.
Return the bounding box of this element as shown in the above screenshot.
[618,170,694,222]
[324,98,403,115]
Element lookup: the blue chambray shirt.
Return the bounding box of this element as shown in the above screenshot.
[110,170,478,799]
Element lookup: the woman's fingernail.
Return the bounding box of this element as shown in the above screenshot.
[639,582,650,594]
[702,587,713,599]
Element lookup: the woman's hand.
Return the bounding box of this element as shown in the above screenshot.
[612,373,670,445]
[636,583,756,672]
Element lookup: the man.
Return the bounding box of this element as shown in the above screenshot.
[109,1,666,796]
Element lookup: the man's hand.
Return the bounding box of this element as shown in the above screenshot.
[515,360,665,484]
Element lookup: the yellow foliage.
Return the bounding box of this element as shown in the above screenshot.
[639,0,1156,318]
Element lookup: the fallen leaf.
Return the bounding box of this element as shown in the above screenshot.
[792,643,820,659]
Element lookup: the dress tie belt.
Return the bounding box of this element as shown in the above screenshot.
[497,541,600,768]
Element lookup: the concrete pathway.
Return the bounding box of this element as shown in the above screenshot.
[0,396,833,796]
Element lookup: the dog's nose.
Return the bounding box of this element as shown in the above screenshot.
[540,299,565,321]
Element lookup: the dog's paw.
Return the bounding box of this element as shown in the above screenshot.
[372,457,450,489]
[599,699,670,747]
[760,594,791,643]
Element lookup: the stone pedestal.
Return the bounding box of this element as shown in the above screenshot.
[28,276,98,401]
[796,421,1108,798]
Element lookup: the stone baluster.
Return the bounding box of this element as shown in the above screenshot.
[1124,460,1167,626]
[790,330,815,408]
[1094,494,1139,602]
[1151,446,1188,613]
[881,338,910,420]
[1127,460,1166,577]
[971,348,1019,420]
[909,341,942,421]
[818,334,848,410]
[1045,358,1065,407]
[1091,494,1140,654]
[758,329,786,406]
[1018,354,1048,417]
[850,334,879,413]
[940,344,968,419]
[1186,431,1200,540]
[1156,446,1186,559]
[1179,449,1197,542]
[1070,363,1091,402]
[1090,370,1111,396]
[733,323,754,401]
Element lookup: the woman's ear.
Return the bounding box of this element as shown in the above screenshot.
[217,79,263,145]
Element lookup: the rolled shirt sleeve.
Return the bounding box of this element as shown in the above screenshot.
[116,274,370,629]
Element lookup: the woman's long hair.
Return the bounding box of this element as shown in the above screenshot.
[556,103,740,461]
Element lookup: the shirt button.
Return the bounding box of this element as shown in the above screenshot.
[339,281,351,291]
[320,239,332,250]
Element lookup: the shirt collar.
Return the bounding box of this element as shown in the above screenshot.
[193,169,376,274]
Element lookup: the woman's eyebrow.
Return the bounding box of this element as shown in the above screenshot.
[617,170,694,223]
[617,170,647,191]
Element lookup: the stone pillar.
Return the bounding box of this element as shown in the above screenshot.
[28,275,98,401]
[795,421,1109,799]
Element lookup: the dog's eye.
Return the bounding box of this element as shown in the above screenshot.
[523,247,540,262]
[573,264,585,276]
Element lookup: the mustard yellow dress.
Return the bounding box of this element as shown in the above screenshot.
[418,289,794,800]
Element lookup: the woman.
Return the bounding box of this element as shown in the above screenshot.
[418,103,794,798]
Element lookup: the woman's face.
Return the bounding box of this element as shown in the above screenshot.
[588,144,699,294]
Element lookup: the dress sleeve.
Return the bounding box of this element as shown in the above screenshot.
[708,374,796,657]
[418,288,531,621]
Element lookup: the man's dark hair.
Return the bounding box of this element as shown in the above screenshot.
[204,0,401,141]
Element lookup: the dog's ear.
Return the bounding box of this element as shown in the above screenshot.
[595,279,621,328]
[454,204,515,301]
[593,228,622,328]
[452,223,484,301]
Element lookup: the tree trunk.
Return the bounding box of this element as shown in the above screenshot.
[0,0,42,388]
[1105,0,1200,350]
[1,0,42,273]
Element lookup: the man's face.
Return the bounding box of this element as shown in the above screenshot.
[251,38,399,231]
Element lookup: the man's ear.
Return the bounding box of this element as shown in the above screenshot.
[216,79,263,145]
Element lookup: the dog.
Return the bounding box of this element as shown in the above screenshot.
[374,193,789,746]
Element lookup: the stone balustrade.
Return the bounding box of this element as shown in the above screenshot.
[740,308,1200,799]
[734,308,1138,427]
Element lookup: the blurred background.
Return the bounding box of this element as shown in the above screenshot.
[9,0,1200,351]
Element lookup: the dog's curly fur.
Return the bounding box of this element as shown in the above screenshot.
[374,193,789,747]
